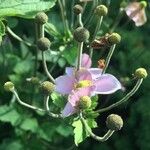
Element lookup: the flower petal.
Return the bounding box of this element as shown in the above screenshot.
[88,68,102,79]
[94,74,122,94]
[65,67,75,76]
[81,53,92,68]
[55,75,75,94]
[61,102,76,117]
[68,87,92,106]
[76,69,92,81]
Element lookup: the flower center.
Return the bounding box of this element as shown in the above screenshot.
[75,80,92,89]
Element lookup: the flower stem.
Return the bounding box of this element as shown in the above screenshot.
[44,95,61,118]
[102,44,116,74]
[77,42,84,70]
[12,90,45,112]
[95,79,143,113]
[78,13,83,27]
[80,112,114,142]
[6,26,34,47]
[42,51,55,84]
[90,16,103,58]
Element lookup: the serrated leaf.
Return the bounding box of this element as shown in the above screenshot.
[51,92,66,108]
[0,0,56,18]
[0,105,21,126]
[19,117,38,133]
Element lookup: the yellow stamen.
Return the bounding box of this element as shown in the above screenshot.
[75,80,93,89]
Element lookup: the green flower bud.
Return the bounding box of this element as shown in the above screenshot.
[31,77,40,84]
[37,37,51,51]
[135,68,147,79]
[4,81,14,92]
[95,5,108,16]
[106,114,123,131]
[78,96,91,109]
[41,81,55,94]
[73,4,83,15]
[73,27,90,42]
[108,33,121,44]
[120,1,127,8]
[35,12,48,24]
[140,1,147,9]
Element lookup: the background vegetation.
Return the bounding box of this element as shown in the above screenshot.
[0,0,149,149]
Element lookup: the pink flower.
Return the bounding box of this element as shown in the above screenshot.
[125,2,147,26]
[55,53,122,117]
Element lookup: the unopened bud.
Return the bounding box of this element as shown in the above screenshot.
[41,81,55,94]
[28,77,40,84]
[108,33,121,45]
[35,12,48,24]
[135,68,147,79]
[140,1,147,8]
[73,27,90,42]
[106,114,123,131]
[73,4,83,15]
[78,96,91,109]
[4,82,14,92]
[37,37,51,51]
[120,1,127,9]
[95,5,108,16]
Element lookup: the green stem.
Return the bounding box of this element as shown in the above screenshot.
[102,44,116,74]
[78,13,83,27]
[6,26,34,47]
[42,51,55,84]
[80,113,114,142]
[95,79,143,113]
[77,42,84,70]
[58,0,70,35]
[12,90,45,112]
[44,95,61,118]
[90,16,103,58]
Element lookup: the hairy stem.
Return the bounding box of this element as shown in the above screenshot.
[77,42,84,70]
[6,26,34,47]
[95,79,143,113]
[42,51,55,84]
[80,113,114,142]
[102,44,116,74]
[90,16,103,58]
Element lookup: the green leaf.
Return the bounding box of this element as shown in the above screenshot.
[63,45,77,66]
[0,0,56,18]
[72,119,89,146]
[19,117,39,133]
[51,92,66,108]
[56,124,73,137]
[13,59,33,74]
[0,105,21,126]
[0,20,5,36]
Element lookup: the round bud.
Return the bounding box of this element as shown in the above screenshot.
[73,4,83,15]
[41,81,55,94]
[78,96,91,109]
[140,1,147,8]
[95,5,108,16]
[31,77,40,84]
[135,68,147,79]
[73,27,90,42]
[106,114,123,131]
[35,12,48,24]
[120,1,127,8]
[4,82,14,92]
[108,33,121,45]
[37,37,51,51]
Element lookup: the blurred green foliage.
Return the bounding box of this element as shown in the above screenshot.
[0,0,150,150]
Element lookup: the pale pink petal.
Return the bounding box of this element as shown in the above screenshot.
[88,68,102,79]
[61,102,76,117]
[125,2,139,16]
[55,75,75,94]
[81,53,92,68]
[65,67,75,76]
[94,74,122,94]
[76,69,92,81]
[68,87,92,106]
